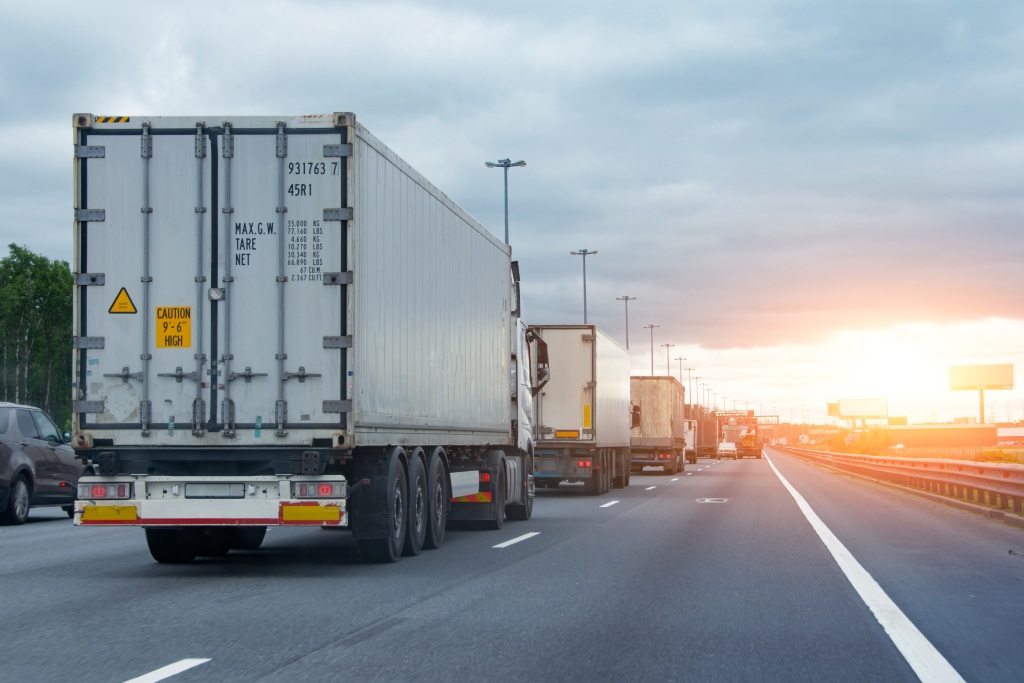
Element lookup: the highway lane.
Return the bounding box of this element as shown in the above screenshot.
[1,456,1020,682]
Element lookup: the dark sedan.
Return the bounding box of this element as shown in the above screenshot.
[1,402,84,524]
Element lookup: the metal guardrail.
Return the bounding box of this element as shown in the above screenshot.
[776,446,1024,518]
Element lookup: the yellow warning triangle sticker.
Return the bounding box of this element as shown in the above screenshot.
[109,287,138,314]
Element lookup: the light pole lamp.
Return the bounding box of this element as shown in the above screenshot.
[661,343,675,376]
[484,158,525,245]
[643,324,660,375]
[570,249,598,324]
[616,295,636,349]
[674,357,687,384]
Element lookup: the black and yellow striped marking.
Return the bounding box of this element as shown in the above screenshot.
[94,116,130,123]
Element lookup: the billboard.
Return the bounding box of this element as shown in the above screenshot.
[837,398,888,418]
[949,364,1014,391]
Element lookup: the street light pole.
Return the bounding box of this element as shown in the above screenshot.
[616,295,636,349]
[661,343,675,376]
[643,324,660,375]
[684,367,694,418]
[570,249,598,324]
[484,158,526,245]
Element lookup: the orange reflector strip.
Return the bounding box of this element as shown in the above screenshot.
[451,492,493,503]
[555,430,580,438]
[281,503,342,522]
[80,505,138,522]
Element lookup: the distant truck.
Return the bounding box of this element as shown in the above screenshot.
[682,418,697,464]
[530,325,632,494]
[70,112,548,564]
[629,376,687,474]
[696,418,720,458]
[736,432,764,459]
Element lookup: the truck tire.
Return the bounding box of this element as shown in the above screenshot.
[506,454,533,521]
[358,447,408,563]
[402,453,427,557]
[584,470,600,496]
[423,447,447,549]
[230,526,267,550]
[145,528,197,564]
[482,464,505,530]
[0,476,31,525]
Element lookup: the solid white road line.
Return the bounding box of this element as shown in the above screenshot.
[123,659,211,683]
[600,500,620,508]
[765,454,965,683]
[645,486,657,491]
[493,531,541,548]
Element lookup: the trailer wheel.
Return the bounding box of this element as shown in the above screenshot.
[423,448,447,549]
[403,453,427,556]
[145,528,197,564]
[506,453,533,521]
[483,464,505,530]
[230,526,267,550]
[358,447,408,563]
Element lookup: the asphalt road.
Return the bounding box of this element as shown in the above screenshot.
[2,449,1022,682]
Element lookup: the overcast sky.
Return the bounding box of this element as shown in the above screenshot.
[2,0,1022,423]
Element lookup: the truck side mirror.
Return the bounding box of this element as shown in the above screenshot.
[631,405,641,429]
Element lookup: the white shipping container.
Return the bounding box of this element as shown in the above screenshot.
[72,113,512,451]
[531,325,631,448]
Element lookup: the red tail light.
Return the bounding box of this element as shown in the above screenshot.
[479,472,491,483]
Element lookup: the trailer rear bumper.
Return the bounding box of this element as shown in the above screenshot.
[74,475,347,527]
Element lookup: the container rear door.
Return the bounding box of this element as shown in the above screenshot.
[74,117,347,447]
[535,327,595,442]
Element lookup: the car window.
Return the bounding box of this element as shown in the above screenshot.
[33,410,62,442]
[15,409,41,439]
[0,407,9,435]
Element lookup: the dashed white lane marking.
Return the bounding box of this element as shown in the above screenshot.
[600,500,620,508]
[493,531,541,548]
[123,659,211,683]
[645,486,657,491]
[671,477,680,481]
[686,472,693,476]
[765,454,965,683]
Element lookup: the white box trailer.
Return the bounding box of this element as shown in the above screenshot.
[528,325,631,494]
[629,376,688,474]
[70,112,546,563]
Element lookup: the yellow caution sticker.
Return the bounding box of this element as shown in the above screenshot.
[156,306,192,349]
[108,287,137,314]
[555,430,581,439]
[94,116,130,123]
[583,404,592,429]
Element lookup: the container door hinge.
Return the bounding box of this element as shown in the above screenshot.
[75,209,105,222]
[74,400,104,414]
[322,271,352,285]
[75,145,105,158]
[323,336,353,349]
[75,273,105,286]
[323,143,352,157]
[74,336,105,349]
[324,208,353,222]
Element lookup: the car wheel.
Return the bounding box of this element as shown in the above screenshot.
[0,476,31,525]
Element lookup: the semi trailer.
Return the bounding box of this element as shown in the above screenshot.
[629,376,687,474]
[70,112,548,563]
[529,325,631,494]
